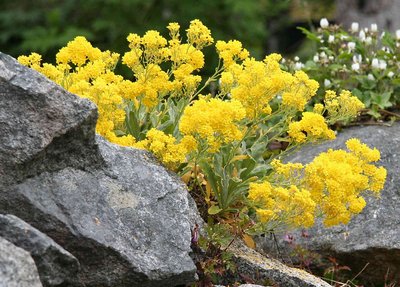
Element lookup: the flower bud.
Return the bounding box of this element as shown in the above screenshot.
[320,18,329,29]
[348,42,356,51]
[351,22,359,32]
[367,74,375,80]
[388,71,394,78]
[371,23,378,32]
[324,79,331,87]
[351,62,360,71]
[379,60,387,70]
[294,56,300,62]
[294,62,304,70]
[359,30,366,41]
[396,30,400,40]
[365,36,372,45]
[313,54,319,62]
[371,58,379,69]
[328,35,335,43]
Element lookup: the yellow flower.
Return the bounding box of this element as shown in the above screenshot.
[179,97,246,151]
[271,159,303,178]
[231,57,291,118]
[304,140,387,226]
[216,40,249,67]
[324,90,365,122]
[288,112,335,143]
[134,128,187,170]
[281,71,319,111]
[186,19,214,49]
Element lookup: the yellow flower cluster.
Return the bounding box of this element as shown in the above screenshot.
[248,181,316,227]
[186,19,214,49]
[18,37,136,145]
[19,20,387,232]
[122,19,212,103]
[281,71,319,111]
[249,138,386,228]
[179,97,246,152]
[230,55,293,118]
[324,90,365,122]
[271,159,303,180]
[288,112,336,143]
[216,40,249,68]
[304,138,387,226]
[134,128,188,170]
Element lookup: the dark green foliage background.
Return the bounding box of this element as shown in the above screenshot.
[0,0,290,73]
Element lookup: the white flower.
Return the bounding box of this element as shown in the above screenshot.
[353,54,362,63]
[328,35,335,43]
[367,74,375,80]
[365,36,372,45]
[320,51,327,58]
[294,56,300,62]
[324,79,331,87]
[396,30,400,40]
[313,54,319,62]
[379,60,387,70]
[281,58,286,64]
[388,71,394,78]
[294,62,304,70]
[351,22,359,33]
[348,41,356,51]
[359,30,366,41]
[371,23,378,32]
[329,56,334,61]
[320,18,329,28]
[351,62,360,71]
[371,58,379,69]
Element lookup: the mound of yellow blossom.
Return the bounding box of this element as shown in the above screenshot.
[18,19,386,232]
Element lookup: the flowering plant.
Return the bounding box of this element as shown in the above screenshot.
[18,20,386,238]
[285,18,400,119]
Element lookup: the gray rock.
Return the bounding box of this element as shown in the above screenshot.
[0,52,103,187]
[257,123,400,285]
[0,214,80,287]
[231,241,330,287]
[336,0,400,34]
[0,52,197,286]
[0,237,43,287]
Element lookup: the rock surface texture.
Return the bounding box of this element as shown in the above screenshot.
[232,242,331,287]
[0,237,43,287]
[0,214,80,287]
[257,123,400,286]
[0,52,197,286]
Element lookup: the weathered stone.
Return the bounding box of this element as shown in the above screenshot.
[0,52,197,286]
[336,0,400,33]
[257,123,400,285]
[0,52,103,187]
[231,241,330,287]
[0,214,80,287]
[0,236,43,287]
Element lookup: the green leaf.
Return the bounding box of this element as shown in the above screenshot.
[297,27,320,42]
[208,205,222,215]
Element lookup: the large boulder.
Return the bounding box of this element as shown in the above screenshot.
[0,52,197,286]
[0,236,43,287]
[257,123,400,285]
[0,214,80,287]
[0,52,103,187]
